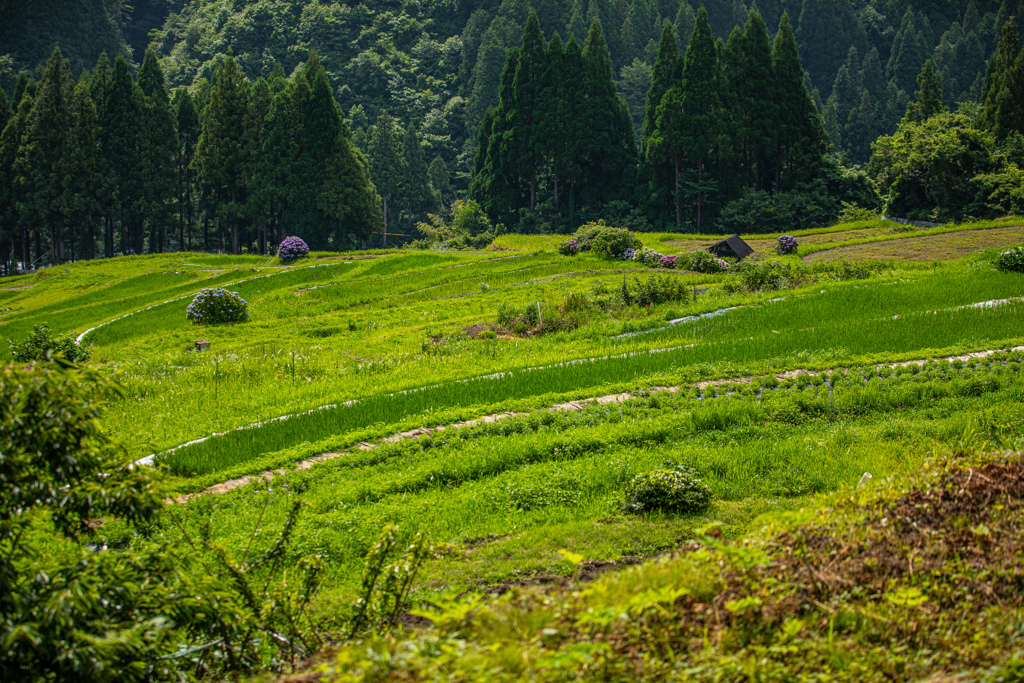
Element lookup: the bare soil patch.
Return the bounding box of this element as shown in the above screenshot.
[803,225,1024,264]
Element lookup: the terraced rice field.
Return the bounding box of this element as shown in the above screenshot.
[5,219,1024,614]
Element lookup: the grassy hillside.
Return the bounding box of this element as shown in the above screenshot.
[3,221,1024,678]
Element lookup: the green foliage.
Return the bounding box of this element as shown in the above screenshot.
[869,111,996,221]
[590,226,642,258]
[186,288,249,325]
[348,525,432,637]
[620,275,690,306]
[560,223,641,257]
[994,245,1024,273]
[8,323,91,363]
[0,362,167,680]
[413,199,495,250]
[623,466,712,514]
[677,250,730,274]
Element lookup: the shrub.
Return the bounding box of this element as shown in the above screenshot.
[278,235,309,261]
[591,226,642,258]
[8,323,91,363]
[186,288,249,325]
[558,239,582,256]
[678,250,731,273]
[621,276,690,307]
[560,223,641,258]
[727,260,798,292]
[776,234,799,255]
[994,246,1024,273]
[624,467,712,514]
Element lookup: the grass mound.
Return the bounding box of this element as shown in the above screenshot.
[316,452,1024,681]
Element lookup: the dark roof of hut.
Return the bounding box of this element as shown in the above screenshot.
[708,234,754,261]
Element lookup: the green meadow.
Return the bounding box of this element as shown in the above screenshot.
[4,220,1024,632]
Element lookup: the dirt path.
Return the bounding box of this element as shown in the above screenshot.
[172,344,1024,504]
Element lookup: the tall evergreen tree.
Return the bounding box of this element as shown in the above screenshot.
[401,125,436,225]
[510,10,547,210]
[578,19,637,209]
[772,12,828,189]
[137,48,176,253]
[88,53,116,257]
[428,155,451,204]
[982,17,1020,131]
[994,49,1024,140]
[197,52,250,254]
[67,75,103,260]
[174,90,200,251]
[905,59,944,122]
[367,111,406,244]
[16,48,74,261]
[640,20,680,225]
[102,55,142,255]
[674,1,696,53]
[0,93,33,272]
[246,77,272,253]
[735,9,776,191]
[650,6,722,230]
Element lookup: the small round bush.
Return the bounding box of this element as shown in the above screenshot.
[624,468,712,514]
[186,288,249,325]
[8,324,91,363]
[994,245,1024,273]
[776,234,799,255]
[278,236,309,261]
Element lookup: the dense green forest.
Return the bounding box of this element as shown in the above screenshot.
[2,0,1024,269]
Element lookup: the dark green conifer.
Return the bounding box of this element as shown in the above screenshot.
[175,90,200,251]
[994,50,1024,140]
[68,76,103,259]
[367,111,406,244]
[674,1,696,53]
[137,48,176,253]
[511,10,547,210]
[982,17,1020,131]
[401,125,436,225]
[905,59,944,122]
[772,12,828,188]
[197,52,250,253]
[17,48,74,261]
[428,155,451,204]
[651,6,721,229]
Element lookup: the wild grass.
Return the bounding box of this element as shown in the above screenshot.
[111,355,1024,612]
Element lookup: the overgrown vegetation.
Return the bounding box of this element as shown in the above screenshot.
[7,322,91,362]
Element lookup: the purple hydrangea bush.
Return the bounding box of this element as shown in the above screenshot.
[278,235,310,261]
[186,288,249,325]
[776,234,799,255]
[558,238,582,256]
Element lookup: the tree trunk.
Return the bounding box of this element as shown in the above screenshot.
[696,158,703,234]
[382,194,388,248]
[674,152,681,228]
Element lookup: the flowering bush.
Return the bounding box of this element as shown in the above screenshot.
[658,254,678,269]
[186,288,249,325]
[624,467,712,514]
[558,238,581,256]
[776,234,799,255]
[994,246,1024,273]
[590,227,642,258]
[678,251,731,273]
[278,235,309,261]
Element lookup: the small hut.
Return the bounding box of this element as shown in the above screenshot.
[708,234,754,261]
